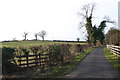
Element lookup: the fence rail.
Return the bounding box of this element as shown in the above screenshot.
[107,45,120,57]
[16,53,49,68]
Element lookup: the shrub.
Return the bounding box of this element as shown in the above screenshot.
[70,44,82,55]
[22,48,30,55]
[60,44,73,63]
[2,47,20,74]
[106,28,120,46]
[29,46,40,55]
[2,47,15,61]
[48,44,62,65]
[48,44,85,66]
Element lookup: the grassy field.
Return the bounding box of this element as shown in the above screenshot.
[104,47,120,74]
[1,40,86,48]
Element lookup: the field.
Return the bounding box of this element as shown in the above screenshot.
[1,40,86,48]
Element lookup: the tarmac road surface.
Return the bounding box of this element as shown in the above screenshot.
[65,47,119,78]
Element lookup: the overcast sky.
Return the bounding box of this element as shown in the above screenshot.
[0,0,119,41]
[118,1,120,29]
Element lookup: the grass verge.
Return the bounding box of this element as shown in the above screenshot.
[104,47,120,74]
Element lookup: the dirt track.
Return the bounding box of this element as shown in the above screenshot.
[65,47,119,78]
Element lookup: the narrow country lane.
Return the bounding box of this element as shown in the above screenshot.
[65,47,119,78]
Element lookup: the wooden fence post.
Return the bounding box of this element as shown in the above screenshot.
[26,55,29,67]
[19,56,21,67]
[39,53,41,67]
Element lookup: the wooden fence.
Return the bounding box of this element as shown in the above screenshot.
[107,45,120,57]
[16,53,49,69]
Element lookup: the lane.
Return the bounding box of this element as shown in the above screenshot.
[65,47,119,78]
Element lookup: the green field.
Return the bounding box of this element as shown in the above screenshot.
[1,40,86,48]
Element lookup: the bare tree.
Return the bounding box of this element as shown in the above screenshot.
[23,32,28,41]
[76,37,80,42]
[106,28,120,46]
[34,33,38,41]
[103,16,116,24]
[12,37,16,41]
[38,30,47,41]
[79,3,96,44]
[78,3,115,45]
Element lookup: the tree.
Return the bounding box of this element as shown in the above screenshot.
[34,33,38,41]
[23,32,28,41]
[38,30,47,41]
[12,37,16,41]
[96,17,115,45]
[79,3,115,45]
[106,28,120,46]
[76,37,80,42]
[79,3,96,45]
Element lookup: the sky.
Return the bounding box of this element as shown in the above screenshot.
[118,1,120,30]
[0,0,119,41]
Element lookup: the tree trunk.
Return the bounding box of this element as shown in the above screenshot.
[35,35,37,41]
[42,36,44,41]
[25,35,26,40]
